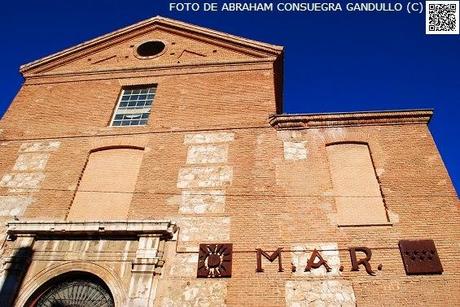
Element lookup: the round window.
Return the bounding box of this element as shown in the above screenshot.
[136,41,166,58]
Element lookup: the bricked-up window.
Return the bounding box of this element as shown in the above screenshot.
[110,85,156,126]
[67,148,144,221]
[326,143,388,226]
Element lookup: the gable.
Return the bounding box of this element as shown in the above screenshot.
[20,17,283,76]
[41,28,262,74]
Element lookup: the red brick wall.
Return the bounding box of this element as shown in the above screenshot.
[0,22,458,307]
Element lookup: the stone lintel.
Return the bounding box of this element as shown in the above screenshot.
[269,109,433,130]
[6,220,177,239]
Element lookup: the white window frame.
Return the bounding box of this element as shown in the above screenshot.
[110,85,157,127]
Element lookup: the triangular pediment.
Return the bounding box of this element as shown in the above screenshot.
[20,16,283,76]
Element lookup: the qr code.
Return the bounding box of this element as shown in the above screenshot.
[426,1,459,34]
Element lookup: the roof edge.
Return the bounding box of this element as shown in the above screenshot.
[269,109,434,129]
[19,16,284,74]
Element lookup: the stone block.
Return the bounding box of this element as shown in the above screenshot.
[186,144,229,164]
[168,253,199,277]
[277,130,304,142]
[284,141,307,161]
[0,173,45,190]
[175,217,230,246]
[19,141,61,152]
[13,153,50,171]
[0,196,33,217]
[184,132,234,144]
[285,280,356,306]
[160,280,227,307]
[291,243,341,276]
[179,190,225,214]
[177,166,233,188]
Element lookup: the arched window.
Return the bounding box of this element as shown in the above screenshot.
[26,272,114,307]
[326,143,388,225]
[67,147,144,221]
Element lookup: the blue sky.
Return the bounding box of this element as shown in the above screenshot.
[0,1,458,194]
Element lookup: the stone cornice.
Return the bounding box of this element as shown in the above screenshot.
[269,109,433,129]
[6,220,177,239]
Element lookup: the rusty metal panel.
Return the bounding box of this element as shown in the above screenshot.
[399,239,443,275]
[197,243,233,278]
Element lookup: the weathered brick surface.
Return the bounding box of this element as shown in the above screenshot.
[0,17,458,307]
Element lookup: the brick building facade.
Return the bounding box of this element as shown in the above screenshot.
[0,16,458,306]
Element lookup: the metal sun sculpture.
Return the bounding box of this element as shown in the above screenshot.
[197,243,233,278]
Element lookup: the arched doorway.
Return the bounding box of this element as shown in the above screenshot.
[25,272,114,307]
